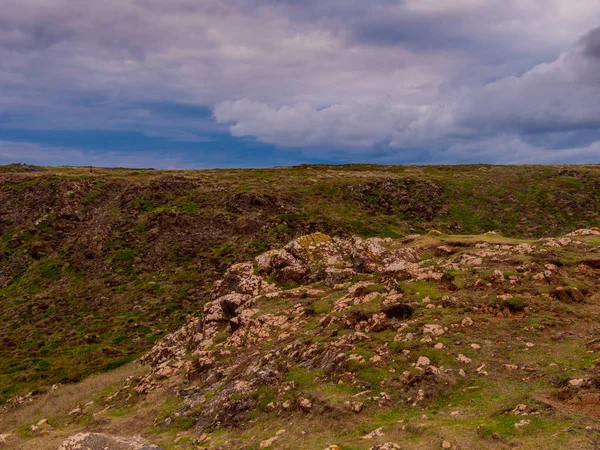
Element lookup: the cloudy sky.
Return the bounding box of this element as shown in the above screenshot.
[1,0,600,168]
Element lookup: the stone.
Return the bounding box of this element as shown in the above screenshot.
[489,269,505,283]
[569,378,585,387]
[514,419,531,428]
[434,343,445,350]
[423,324,445,336]
[299,398,312,412]
[456,354,471,364]
[416,356,431,368]
[369,444,401,450]
[470,343,481,349]
[30,419,54,434]
[351,401,364,413]
[442,441,452,449]
[58,433,161,450]
[361,427,384,440]
[476,363,488,375]
[461,317,474,327]
[260,436,279,448]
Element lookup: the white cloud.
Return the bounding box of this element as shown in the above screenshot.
[1,0,600,162]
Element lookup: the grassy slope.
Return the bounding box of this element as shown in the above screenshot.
[3,232,600,450]
[0,164,599,404]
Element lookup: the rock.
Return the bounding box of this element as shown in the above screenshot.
[456,354,472,364]
[470,343,481,350]
[513,404,527,414]
[569,378,585,387]
[58,433,162,450]
[434,343,445,349]
[350,401,364,413]
[514,419,531,428]
[489,270,505,283]
[423,324,445,336]
[442,441,452,449]
[554,287,585,303]
[68,407,82,416]
[260,436,279,448]
[476,364,488,376]
[567,228,600,236]
[435,246,454,256]
[569,288,585,303]
[361,427,384,440]
[461,317,474,327]
[369,443,401,450]
[30,419,54,434]
[299,398,312,412]
[416,356,431,368]
[0,434,14,446]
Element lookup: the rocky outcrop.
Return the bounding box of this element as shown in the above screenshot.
[128,230,600,438]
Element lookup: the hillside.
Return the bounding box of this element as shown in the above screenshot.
[1,229,600,449]
[1,164,600,449]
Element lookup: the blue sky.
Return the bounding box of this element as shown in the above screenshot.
[1,1,600,168]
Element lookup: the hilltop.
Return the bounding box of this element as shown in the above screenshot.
[1,164,600,449]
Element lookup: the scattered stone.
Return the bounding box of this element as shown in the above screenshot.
[442,441,452,449]
[58,433,161,450]
[361,427,384,440]
[470,343,481,350]
[369,443,401,450]
[514,419,531,428]
[416,356,431,368]
[350,401,364,413]
[260,436,279,448]
[30,419,54,434]
[423,324,445,336]
[569,379,585,387]
[457,354,472,364]
[299,398,312,412]
[461,317,474,327]
[476,364,488,376]
[434,343,445,350]
[489,270,505,283]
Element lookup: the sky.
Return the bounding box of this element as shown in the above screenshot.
[1,0,600,168]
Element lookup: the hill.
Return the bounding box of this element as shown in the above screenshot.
[1,164,600,449]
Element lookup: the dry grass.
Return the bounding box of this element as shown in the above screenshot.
[0,362,146,433]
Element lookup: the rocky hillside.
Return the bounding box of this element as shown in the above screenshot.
[2,229,600,449]
[1,164,600,409]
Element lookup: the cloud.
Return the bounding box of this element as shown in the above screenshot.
[1,1,600,164]
[215,24,600,161]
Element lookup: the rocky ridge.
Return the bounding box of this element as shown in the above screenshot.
[104,229,600,448]
[4,228,600,449]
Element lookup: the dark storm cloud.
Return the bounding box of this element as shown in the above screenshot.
[580,26,600,60]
